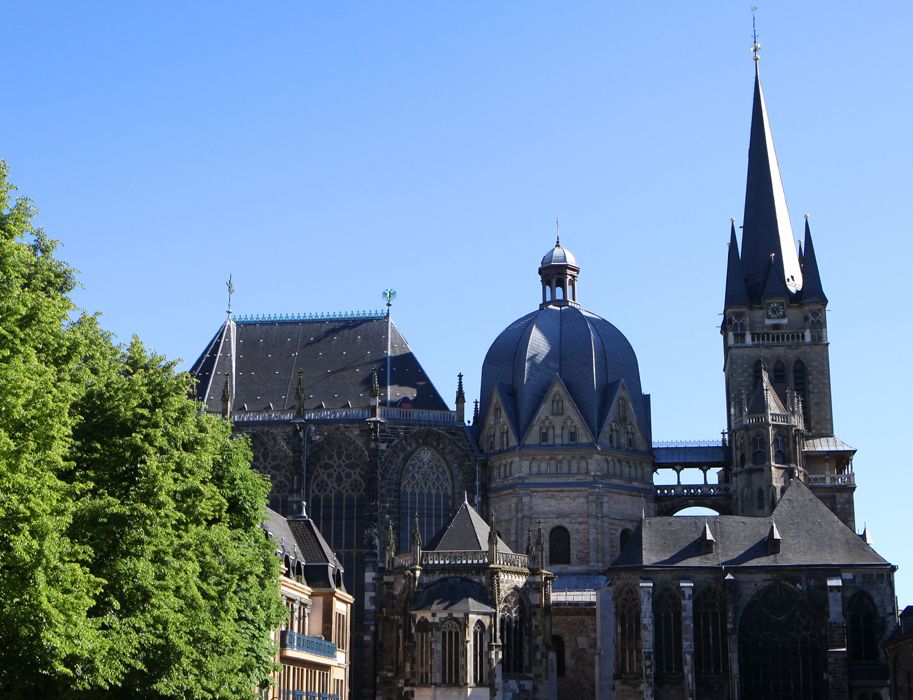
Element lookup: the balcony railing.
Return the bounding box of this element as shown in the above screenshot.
[806,472,855,488]
[392,549,529,570]
[655,484,731,498]
[232,406,457,425]
[727,329,827,347]
[280,692,341,700]
[279,630,337,658]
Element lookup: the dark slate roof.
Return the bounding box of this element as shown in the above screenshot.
[479,305,648,442]
[653,444,729,467]
[739,63,804,304]
[613,480,889,570]
[415,577,494,613]
[189,314,448,414]
[747,369,787,415]
[798,218,828,304]
[540,241,578,268]
[262,507,344,590]
[723,221,749,308]
[431,500,513,553]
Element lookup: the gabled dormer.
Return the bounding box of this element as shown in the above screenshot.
[480,386,519,454]
[521,376,594,448]
[597,381,648,452]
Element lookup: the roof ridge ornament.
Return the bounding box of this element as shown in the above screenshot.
[226,274,235,318]
[555,216,561,247]
[751,6,761,63]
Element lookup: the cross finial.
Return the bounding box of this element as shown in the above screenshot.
[555,217,561,247]
[382,288,397,310]
[751,6,761,62]
[226,274,235,317]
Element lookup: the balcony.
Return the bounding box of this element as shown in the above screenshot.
[279,630,337,659]
[392,549,529,570]
[805,472,855,488]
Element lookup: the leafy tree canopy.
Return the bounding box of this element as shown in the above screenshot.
[0,161,284,699]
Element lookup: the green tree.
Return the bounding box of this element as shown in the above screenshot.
[0,162,284,699]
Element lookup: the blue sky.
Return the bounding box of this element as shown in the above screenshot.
[3,2,912,604]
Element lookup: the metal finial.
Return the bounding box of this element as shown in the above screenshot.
[226,274,235,317]
[804,213,810,221]
[730,217,736,224]
[555,217,561,247]
[382,288,397,309]
[751,7,761,61]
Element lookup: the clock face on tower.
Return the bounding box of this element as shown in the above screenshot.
[766,301,786,319]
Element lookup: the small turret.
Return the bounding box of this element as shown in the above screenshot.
[455,372,466,423]
[799,216,828,304]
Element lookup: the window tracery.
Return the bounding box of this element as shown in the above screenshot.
[614,585,642,676]
[500,591,525,674]
[415,618,432,685]
[847,592,880,662]
[472,621,486,685]
[399,447,453,551]
[694,585,728,676]
[654,585,683,677]
[441,619,462,685]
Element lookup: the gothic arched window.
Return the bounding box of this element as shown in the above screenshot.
[619,528,632,552]
[654,585,683,677]
[615,585,642,676]
[694,585,728,676]
[847,592,880,662]
[441,619,462,685]
[551,395,564,416]
[774,432,786,464]
[472,621,486,685]
[399,447,453,551]
[309,440,367,594]
[793,360,808,422]
[499,426,509,450]
[552,634,566,677]
[500,591,526,674]
[493,403,501,424]
[415,618,432,685]
[549,526,571,565]
[752,434,765,465]
[773,359,787,387]
[738,582,825,700]
[737,435,746,468]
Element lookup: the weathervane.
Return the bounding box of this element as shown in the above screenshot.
[226,274,235,317]
[751,6,761,61]
[382,288,397,309]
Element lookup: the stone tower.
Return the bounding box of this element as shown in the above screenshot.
[721,55,856,526]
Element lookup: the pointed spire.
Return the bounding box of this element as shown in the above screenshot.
[455,373,466,423]
[411,512,422,550]
[472,399,480,425]
[724,219,749,307]
[799,215,828,304]
[740,54,803,302]
[384,521,396,568]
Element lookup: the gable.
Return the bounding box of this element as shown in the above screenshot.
[521,375,594,447]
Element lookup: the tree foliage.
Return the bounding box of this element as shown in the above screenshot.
[0,162,284,699]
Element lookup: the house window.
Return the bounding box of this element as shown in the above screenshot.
[551,395,564,415]
[694,585,728,676]
[540,425,551,444]
[487,429,495,453]
[472,621,486,685]
[499,426,509,450]
[654,586,683,677]
[399,447,453,552]
[609,423,619,448]
[752,434,765,465]
[416,618,432,685]
[500,591,525,674]
[847,593,880,661]
[549,526,571,565]
[441,619,462,685]
[614,585,642,676]
[493,403,501,424]
[626,425,635,449]
[552,635,566,676]
[774,432,786,464]
[569,427,577,444]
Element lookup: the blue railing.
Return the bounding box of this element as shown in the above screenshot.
[235,310,385,323]
[280,692,339,700]
[279,630,337,658]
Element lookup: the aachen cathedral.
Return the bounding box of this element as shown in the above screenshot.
[190,46,898,700]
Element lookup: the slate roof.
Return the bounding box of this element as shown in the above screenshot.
[262,507,345,590]
[613,479,889,570]
[739,62,804,303]
[414,577,494,613]
[479,305,649,443]
[189,314,448,414]
[430,500,513,553]
[804,436,855,453]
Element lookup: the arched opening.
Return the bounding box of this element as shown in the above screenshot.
[500,591,526,674]
[549,526,571,565]
[552,634,566,677]
[793,360,808,421]
[441,619,462,686]
[752,434,765,465]
[739,582,825,699]
[399,446,453,551]
[774,431,786,464]
[619,528,633,552]
[847,592,881,662]
[772,359,787,398]
[556,282,565,300]
[654,585,683,677]
[614,585,642,676]
[472,621,486,685]
[672,506,721,517]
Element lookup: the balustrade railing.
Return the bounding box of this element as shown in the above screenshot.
[279,630,337,658]
[655,484,731,498]
[391,549,530,569]
[727,329,827,347]
[232,406,456,424]
[805,473,855,487]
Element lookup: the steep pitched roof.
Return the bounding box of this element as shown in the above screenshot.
[189,313,448,413]
[740,63,803,303]
[431,500,513,553]
[724,221,750,308]
[613,480,888,569]
[262,507,345,590]
[747,366,788,415]
[799,217,828,304]
[414,577,494,613]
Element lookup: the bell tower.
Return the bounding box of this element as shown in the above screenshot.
[721,51,855,525]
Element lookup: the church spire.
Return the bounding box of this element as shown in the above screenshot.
[799,216,828,304]
[724,219,749,308]
[740,51,803,302]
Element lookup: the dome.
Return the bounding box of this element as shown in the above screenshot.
[540,242,577,268]
[479,304,647,441]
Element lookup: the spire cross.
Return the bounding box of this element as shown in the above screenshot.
[226,274,235,317]
[555,217,561,247]
[751,6,761,61]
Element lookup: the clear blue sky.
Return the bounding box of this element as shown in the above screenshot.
[4,3,912,604]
